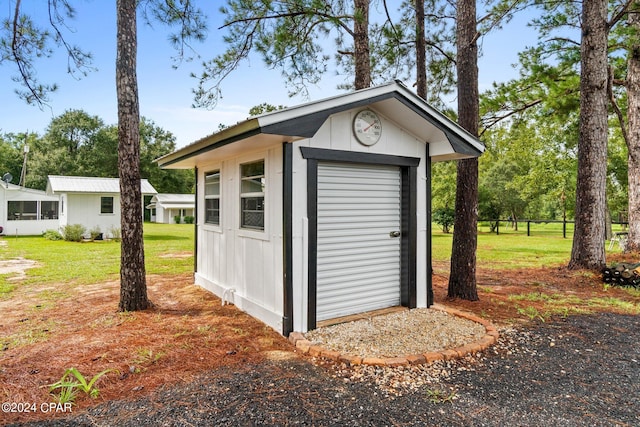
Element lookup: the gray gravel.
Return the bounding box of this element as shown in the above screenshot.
[10,313,640,426]
[304,308,486,357]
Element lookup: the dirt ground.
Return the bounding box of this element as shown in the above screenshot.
[1,253,639,424]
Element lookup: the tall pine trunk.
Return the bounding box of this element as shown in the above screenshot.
[415,0,426,100]
[117,0,149,311]
[353,0,370,90]
[448,0,479,301]
[569,0,608,270]
[626,6,640,253]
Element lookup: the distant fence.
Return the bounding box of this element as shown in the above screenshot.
[480,219,629,239]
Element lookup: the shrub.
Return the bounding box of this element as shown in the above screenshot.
[434,208,455,233]
[43,229,63,241]
[183,216,194,224]
[174,215,181,224]
[61,224,86,242]
[89,226,102,241]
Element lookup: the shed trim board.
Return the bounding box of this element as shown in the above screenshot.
[194,167,199,274]
[282,142,294,335]
[301,147,419,330]
[425,144,434,306]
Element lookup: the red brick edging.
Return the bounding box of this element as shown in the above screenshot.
[288,304,500,367]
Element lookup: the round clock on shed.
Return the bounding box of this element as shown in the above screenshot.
[353,109,382,146]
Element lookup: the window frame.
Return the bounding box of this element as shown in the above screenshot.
[40,200,59,220]
[100,196,114,215]
[7,200,38,221]
[204,170,221,226]
[239,159,266,232]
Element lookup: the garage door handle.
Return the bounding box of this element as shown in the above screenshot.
[389,231,401,238]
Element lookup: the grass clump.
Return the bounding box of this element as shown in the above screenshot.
[0,278,16,297]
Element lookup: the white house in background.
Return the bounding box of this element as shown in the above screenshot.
[147,193,195,223]
[46,176,157,238]
[0,182,60,236]
[157,81,484,336]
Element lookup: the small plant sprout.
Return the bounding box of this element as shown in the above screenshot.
[426,388,457,404]
[47,367,116,403]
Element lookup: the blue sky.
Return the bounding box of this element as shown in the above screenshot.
[0,1,539,149]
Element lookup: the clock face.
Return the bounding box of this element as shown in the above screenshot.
[353,110,382,146]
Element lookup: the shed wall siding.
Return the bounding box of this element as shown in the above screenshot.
[195,144,284,332]
[291,109,429,332]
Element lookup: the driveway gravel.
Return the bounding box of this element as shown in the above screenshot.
[11,312,640,426]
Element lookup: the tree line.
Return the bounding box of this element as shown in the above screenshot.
[0,110,194,194]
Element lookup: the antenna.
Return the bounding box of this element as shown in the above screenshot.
[2,173,12,188]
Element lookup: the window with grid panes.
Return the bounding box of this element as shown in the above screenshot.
[240,160,265,230]
[100,197,114,214]
[204,171,220,225]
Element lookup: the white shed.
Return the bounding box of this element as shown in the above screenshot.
[157,81,484,335]
[147,193,195,224]
[46,176,158,238]
[0,182,60,236]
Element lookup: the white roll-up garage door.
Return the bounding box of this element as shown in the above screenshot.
[316,162,401,321]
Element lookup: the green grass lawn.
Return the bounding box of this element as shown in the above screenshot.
[0,221,627,297]
[0,223,194,294]
[432,231,575,268]
[435,221,627,268]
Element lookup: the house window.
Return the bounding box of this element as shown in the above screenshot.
[240,160,265,230]
[204,171,220,225]
[101,196,114,214]
[7,201,37,220]
[40,201,59,219]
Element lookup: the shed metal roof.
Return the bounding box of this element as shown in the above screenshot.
[156,80,485,169]
[46,176,158,195]
[146,193,195,209]
[150,193,195,204]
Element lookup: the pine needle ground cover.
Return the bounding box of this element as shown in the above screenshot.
[1,223,639,423]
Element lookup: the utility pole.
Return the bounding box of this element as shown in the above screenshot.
[18,144,29,187]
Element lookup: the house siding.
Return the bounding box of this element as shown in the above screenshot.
[194,144,284,332]
[0,186,60,236]
[66,194,121,237]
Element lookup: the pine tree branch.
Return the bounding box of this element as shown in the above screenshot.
[221,11,354,38]
[480,98,543,136]
[608,65,630,157]
[609,0,634,29]
[10,0,47,106]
